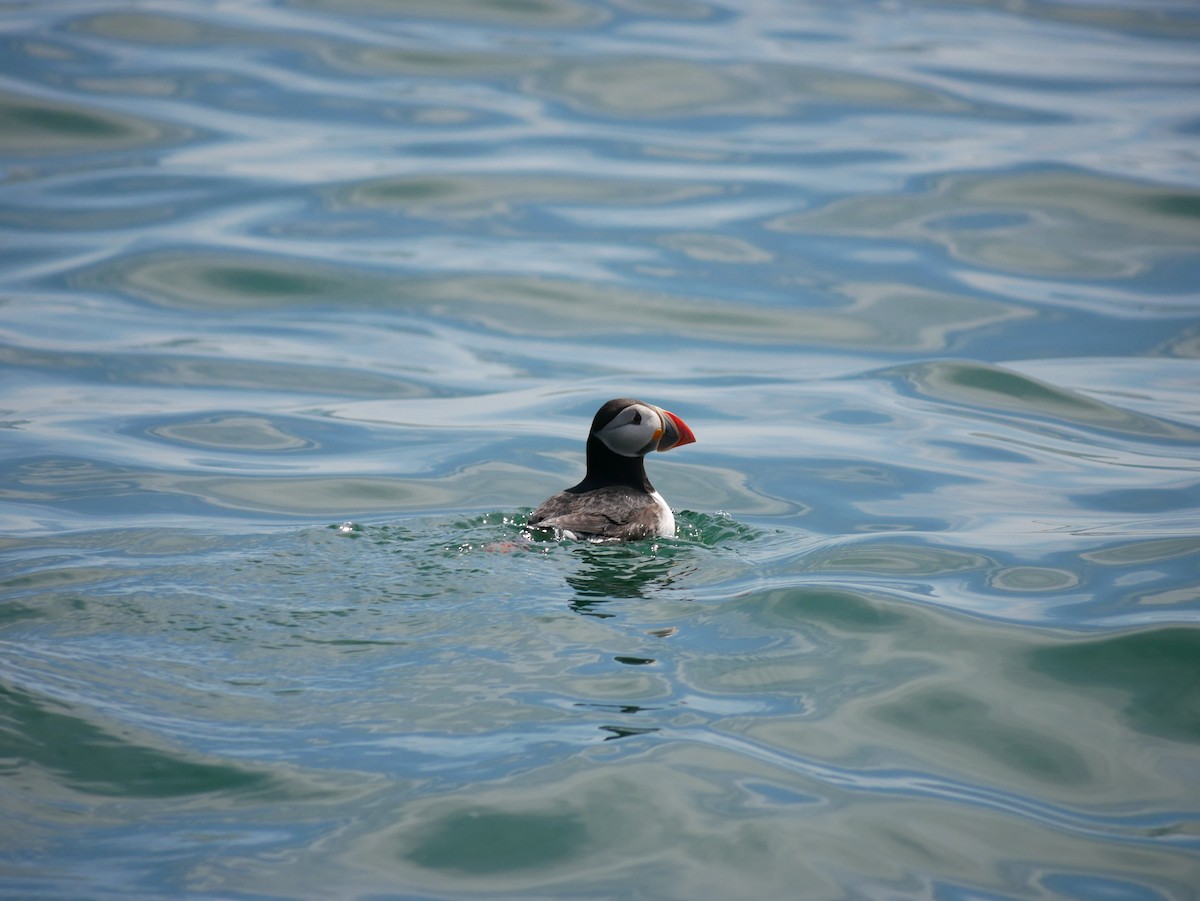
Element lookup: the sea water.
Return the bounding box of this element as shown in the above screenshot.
[1,1,1199,898]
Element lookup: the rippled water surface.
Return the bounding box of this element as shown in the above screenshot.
[3,1,1200,898]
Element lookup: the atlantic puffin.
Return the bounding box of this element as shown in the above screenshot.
[529,398,696,541]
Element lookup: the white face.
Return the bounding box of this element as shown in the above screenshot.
[594,403,665,458]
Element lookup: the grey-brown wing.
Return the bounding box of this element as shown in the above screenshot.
[529,487,658,540]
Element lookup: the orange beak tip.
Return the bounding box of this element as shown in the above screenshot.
[665,410,696,448]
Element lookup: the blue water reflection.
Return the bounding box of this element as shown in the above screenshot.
[2,0,1199,899]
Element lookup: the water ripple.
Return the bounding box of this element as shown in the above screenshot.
[2,0,1199,898]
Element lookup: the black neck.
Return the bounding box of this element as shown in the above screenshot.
[569,434,654,494]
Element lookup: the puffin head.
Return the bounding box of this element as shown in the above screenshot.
[591,398,696,458]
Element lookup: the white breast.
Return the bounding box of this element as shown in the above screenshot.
[650,490,675,538]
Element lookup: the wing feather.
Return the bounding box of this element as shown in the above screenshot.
[529,487,664,540]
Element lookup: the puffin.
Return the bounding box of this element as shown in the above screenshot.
[529,398,696,541]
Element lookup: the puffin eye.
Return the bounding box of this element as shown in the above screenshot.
[631,410,642,425]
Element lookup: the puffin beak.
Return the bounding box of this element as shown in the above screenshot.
[655,407,696,452]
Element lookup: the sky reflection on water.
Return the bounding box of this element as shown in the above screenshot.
[2,1,1199,899]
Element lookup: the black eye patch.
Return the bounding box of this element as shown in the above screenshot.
[631,410,642,425]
